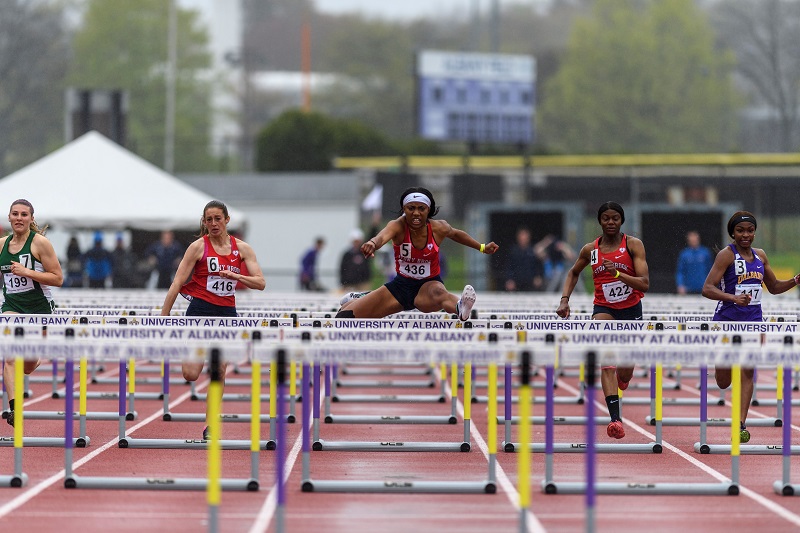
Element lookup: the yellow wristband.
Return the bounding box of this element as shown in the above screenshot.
[614,270,620,278]
[479,243,486,253]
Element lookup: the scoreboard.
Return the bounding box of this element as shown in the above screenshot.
[416,50,536,145]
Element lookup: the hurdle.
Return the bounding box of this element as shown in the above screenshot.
[0,355,28,487]
[542,348,740,496]
[64,344,260,491]
[773,362,800,495]
[299,343,503,493]
[698,334,800,455]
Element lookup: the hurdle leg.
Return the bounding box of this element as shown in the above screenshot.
[463,363,471,448]
[487,363,497,488]
[64,359,75,486]
[503,364,512,449]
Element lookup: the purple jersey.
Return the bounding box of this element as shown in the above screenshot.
[712,243,764,322]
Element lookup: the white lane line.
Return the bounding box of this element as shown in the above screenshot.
[557,379,800,528]
[248,411,306,533]
[0,380,207,519]
[453,377,547,533]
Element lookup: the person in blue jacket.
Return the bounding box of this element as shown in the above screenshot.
[676,230,713,294]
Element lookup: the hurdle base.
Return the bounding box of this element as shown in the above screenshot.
[0,436,89,448]
[335,379,435,388]
[24,410,131,421]
[331,394,445,403]
[65,474,258,491]
[694,443,800,455]
[163,412,274,423]
[503,441,662,454]
[0,474,28,487]
[648,416,781,427]
[543,480,737,495]
[302,479,494,493]
[496,416,607,426]
[313,439,470,452]
[773,481,800,496]
[325,415,456,425]
[119,437,272,450]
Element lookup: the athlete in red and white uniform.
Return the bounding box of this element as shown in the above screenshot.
[180,234,243,309]
[590,233,644,310]
[160,200,265,439]
[337,187,498,320]
[556,201,650,440]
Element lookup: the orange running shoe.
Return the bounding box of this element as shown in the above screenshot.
[607,420,625,439]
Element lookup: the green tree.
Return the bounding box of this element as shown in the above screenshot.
[255,109,396,171]
[540,0,740,154]
[256,109,336,171]
[69,0,214,171]
[0,1,70,175]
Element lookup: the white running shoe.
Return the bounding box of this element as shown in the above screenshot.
[340,291,369,307]
[457,285,476,321]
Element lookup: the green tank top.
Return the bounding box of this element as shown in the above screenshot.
[0,231,54,314]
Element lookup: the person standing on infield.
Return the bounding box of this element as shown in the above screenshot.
[556,201,650,440]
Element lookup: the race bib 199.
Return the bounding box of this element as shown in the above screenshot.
[3,273,33,294]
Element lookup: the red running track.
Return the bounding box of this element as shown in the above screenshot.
[0,362,800,532]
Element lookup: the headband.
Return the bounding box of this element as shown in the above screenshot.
[402,193,431,208]
[728,214,756,237]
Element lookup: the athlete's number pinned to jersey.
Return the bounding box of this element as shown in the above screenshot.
[734,259,747,276]
[18,254,31,269]
[207,257,220,273]
[591,249,599,265]
[400,243,411,259]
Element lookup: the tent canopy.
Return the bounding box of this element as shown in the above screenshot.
[0,131,246,232]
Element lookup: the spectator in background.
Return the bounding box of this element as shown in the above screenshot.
[145,230,183,289]
[64,236,83,288]
[299,236,325,291]
[339,229,371,293]
[504,227,544,292]
[535,234,577,292]
[111,233,138,288]
[83,232,113,288]
[676,230,713,294]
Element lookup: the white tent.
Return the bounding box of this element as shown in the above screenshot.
[0,131,246,231]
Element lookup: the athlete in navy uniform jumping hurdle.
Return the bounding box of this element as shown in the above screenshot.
[337,187,498,321]
[160,200,266,439]
[702,211,800,443]
[556,201,650,440]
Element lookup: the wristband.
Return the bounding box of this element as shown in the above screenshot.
[369,239,377,247]
[560,296,569,300]
[613,270,620,278]
[479,243,486,253]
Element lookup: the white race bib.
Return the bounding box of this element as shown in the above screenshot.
[601,280,632,304]
[206,276,235,297]
[3,273,33,294]
[398,260,430,279]
[735,284,762,305]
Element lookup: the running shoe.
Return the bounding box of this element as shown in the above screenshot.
[339,291,369,307]
[202,425,210,441]
[617,373,629,391]
[5,410,13,428]
[457,285,476,321]
[740,428,750,443]
[607,420,625,439]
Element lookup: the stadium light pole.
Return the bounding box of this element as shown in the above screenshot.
[164,0,177,174]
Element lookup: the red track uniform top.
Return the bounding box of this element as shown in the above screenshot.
[394,222,441,280]
[591,234,643,309]
[181,235,243,307]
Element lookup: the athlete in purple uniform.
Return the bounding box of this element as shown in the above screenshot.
[702,211,800,443]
